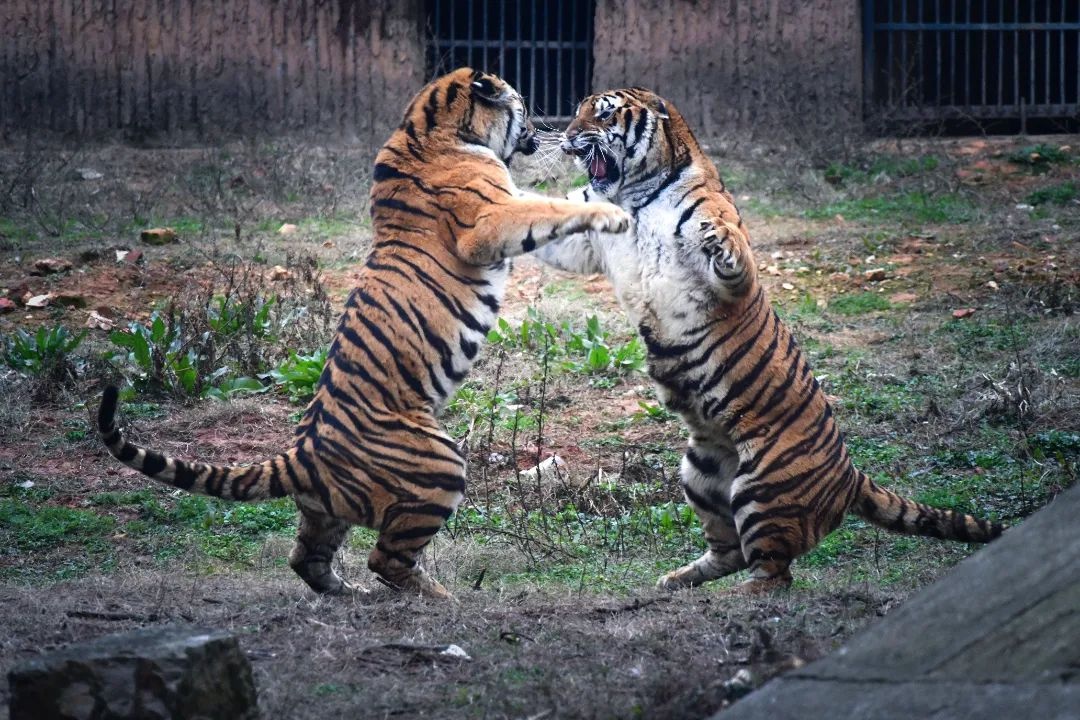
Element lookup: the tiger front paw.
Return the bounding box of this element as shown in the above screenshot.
[700,220,737,272]
[656,566,704,591]
[585,203,631,234]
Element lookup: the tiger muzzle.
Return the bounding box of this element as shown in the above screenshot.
[517,125,539,155]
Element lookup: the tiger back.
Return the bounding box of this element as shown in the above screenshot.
[534,87,1002,593]
[97,68,629,599]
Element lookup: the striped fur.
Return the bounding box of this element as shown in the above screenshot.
[98,69,629,599]
[535,88,1003,593]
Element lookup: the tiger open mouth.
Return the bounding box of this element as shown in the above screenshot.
[571,146,619,186]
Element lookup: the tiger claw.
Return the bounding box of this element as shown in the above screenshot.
[700,221,736,271]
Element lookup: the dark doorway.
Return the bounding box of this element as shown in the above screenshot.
[426,0,595,124]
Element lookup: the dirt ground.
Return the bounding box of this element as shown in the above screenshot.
[1,133,1078,718]
[1,572,901,719]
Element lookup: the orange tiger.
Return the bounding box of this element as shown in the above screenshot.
[97,68,630,599]
[534,88,1002,593]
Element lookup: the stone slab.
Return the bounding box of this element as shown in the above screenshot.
[721,485,1080,719]
[8,624,258,720]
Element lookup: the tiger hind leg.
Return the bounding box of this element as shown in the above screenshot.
[657,446,747,590]
[728,484,798,595]
[289,499,355,595]
[367,496,460,600]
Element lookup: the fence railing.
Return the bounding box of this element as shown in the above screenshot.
[426,0,594,124]
[864,0,1080,123]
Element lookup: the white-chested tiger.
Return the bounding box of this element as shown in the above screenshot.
[97,68,630,599]
[532,88,1003,593]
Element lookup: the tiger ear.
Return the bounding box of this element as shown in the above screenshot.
[470,74,504,104]
[652,99,670,120]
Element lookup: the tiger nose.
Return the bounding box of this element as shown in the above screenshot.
[560,128,580,153]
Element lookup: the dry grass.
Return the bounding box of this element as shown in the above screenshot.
[0,572,896,719]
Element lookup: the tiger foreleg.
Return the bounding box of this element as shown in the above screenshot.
[456,195,629,265]
[530,232,604,274]
[699,220,754,299]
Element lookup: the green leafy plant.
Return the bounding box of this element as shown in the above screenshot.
[633,400,677,423]
[562,315,646,375]
[3,325,86,377]
[108,312,201,395]
[263,349,328,402]
[202,376,267,401]
[206,294,275,341]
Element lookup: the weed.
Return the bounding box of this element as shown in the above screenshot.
[107,251,332,399]
[487,308,646,377]
[108,312,205,395]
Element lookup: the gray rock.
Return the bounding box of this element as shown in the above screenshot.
[8,625,258,720]
[720,485,1080,720]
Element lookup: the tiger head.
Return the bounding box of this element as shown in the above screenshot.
[403,68,539,161]
[562,88,693,199]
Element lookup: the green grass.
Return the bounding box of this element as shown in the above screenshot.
[542,279,589,301]
[298,214,362,238]
[938,317,1031,353]
[0,499,115,552]
[775,293,840,333]
[825,353,937,422]
[846,436,907,474]
[1008,143,1072,170]
[450,501,705,593]
[828,292,892,315]
[1026,181,1077,206]
[805,191,975,224]
[1,485,299,583]
[800,522,862,568]
[0,216,34,244]
[824,154,941,185]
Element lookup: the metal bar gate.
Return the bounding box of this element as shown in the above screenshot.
[426,0,595,124]
[864,0,1080,123]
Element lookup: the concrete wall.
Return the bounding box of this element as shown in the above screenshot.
[592,0,863,142]
[1,1,864,144]
[0,0,426,142]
